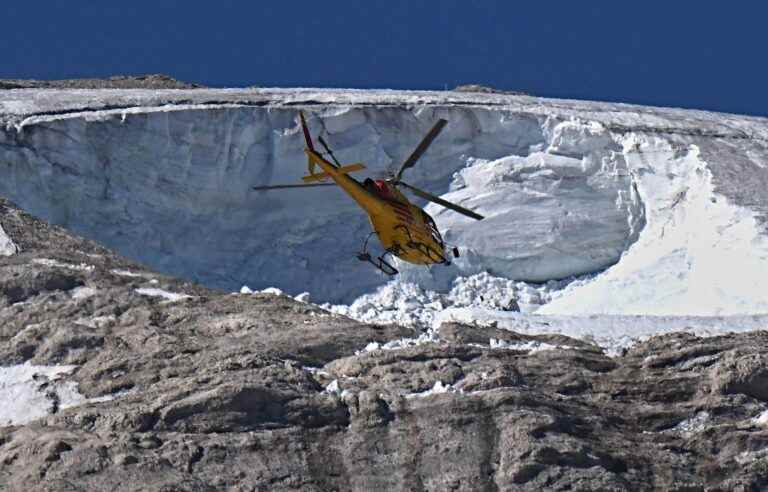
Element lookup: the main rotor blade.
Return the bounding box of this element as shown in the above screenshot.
[252,183,337,191]
[398,181,484,221]
[395,118,447,181]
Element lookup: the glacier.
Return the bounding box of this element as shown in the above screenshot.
[1,87,768,318]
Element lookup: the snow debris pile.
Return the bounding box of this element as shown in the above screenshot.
[325,272,574,327]
[539,138,768,316]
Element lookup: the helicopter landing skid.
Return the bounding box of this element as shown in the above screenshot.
[357,231,399,275]
[356,252,399,275]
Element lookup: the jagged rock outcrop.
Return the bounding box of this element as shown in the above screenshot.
[453,83,529,95]
[2,198,768,491]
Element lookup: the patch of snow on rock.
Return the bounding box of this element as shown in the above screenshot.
[294,292,311,303]
[489,338,561,352]
[0,224,18,256]
[324,379,342,395]
[357,330,441,355]
[0,363,82,426]
[111,269,148,278]
[671,411,710,437]
[240,286,284,296]
[260,287,284,296]
[753,410,768,427]
[135,288,192,302]
[406,381,455,399]
[70,286,98,300]
[31,258,94,271]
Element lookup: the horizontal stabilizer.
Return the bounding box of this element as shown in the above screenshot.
[302,163,366,182]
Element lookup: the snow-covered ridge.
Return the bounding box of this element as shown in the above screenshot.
[2,88,768,140]
[1,88,768,315]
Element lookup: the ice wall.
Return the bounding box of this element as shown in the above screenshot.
[0,100,639,302]
[1,88,767,311]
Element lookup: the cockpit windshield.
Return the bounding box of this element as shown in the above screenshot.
[421,210,444,248]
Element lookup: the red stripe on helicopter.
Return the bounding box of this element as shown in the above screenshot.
[391,203,412,215]
[394,212,414,225]
[391,204,413,215]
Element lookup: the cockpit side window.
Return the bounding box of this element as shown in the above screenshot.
[421,210,444,247]
[363,178,377,192]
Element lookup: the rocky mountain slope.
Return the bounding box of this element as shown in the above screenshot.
[3,197,768,490]
[0,74,203,90]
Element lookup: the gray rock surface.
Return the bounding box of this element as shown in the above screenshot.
[0,74,203,90]
[2,198,768,490]
[453,83,529,96]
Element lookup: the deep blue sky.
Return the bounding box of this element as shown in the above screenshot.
[3,2,767,116]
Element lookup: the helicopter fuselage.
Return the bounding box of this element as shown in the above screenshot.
[306,149,448,265]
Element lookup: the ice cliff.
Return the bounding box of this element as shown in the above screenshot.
[1,88,767,313]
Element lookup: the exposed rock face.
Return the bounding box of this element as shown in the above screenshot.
[2,198,768,490]
[453,83,529,95]
[0,74,203,90]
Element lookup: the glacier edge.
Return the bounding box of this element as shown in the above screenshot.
[1,88,767,314]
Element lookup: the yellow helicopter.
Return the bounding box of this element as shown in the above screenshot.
[253,111,484,275]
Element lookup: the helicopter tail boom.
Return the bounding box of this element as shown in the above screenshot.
[299,111,315,152]
[299,111,366,180]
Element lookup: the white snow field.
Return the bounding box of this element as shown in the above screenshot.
[2,87,768,352]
